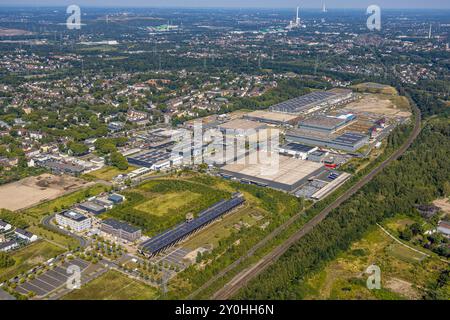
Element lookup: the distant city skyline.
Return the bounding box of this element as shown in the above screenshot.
[1,0,449,9]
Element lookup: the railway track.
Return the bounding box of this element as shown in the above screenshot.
[211,101,422,300]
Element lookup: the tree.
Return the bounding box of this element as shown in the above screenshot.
[110,152,128,170]
[196,251,202,264]
[67,141,88,156]
[410,222,424,236]
[0,252,14,268]
[399,227,413,241]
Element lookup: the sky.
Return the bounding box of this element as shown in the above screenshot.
[0,0,449,9]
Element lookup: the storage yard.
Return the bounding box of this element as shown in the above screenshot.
[243,110,302,125]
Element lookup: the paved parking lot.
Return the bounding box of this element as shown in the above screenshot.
[152,247,190,269]
[15,258,90,298]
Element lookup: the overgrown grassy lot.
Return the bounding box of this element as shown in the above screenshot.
[63,270,159,300]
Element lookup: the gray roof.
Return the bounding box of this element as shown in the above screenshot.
[102,218,141,234]
[282,143,316,153]
[14,228,34,238]
[0,240,18,250]
[108,194,124,202]
[0,219,9,227]
[58,210,88,222]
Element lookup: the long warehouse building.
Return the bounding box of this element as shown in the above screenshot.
[139,193,245,256]
[270,89,353,114]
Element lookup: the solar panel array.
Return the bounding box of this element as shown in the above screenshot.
[140,195,245,254]
[284,142,316,153]
[270,91,337,113]
[333,132,367,145]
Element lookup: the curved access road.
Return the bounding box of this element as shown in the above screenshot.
[212,102,421,300]
[42,214,88,248]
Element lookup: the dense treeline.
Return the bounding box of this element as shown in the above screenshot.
[408,89,450,118]
[237,118,450,299]
[0,209,29,229]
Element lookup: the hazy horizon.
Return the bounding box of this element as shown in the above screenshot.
[0,0,449,9]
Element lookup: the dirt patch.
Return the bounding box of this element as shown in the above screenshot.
[0,174,90,211]
[346,94,411,118]
[433,198,450,214]
[0,28,33,36]
[385,277,421,299]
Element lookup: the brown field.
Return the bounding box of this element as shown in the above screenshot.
[433,198,450,214]
[346,94,411,118]
[0,174,91,211]
[0,28,33,36]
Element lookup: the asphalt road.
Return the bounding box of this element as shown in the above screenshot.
[42,214,88,248]
[211,102,422,300]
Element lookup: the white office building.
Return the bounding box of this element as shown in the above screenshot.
[56,210,92,233]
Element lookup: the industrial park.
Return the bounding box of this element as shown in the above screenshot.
[0,3,448,305]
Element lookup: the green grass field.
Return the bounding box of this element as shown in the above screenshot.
[84,166,137,181]
[0,241,65,282]
[134,191,201,217]
[182,205,259,250]
[352,82,398,95]
[105,178,232,235]
[62,270,159,300]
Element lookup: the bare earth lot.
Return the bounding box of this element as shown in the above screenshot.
[433,198,450,214]
[346,94,412,118]
[0,174,90,211]
[0,28,33,36]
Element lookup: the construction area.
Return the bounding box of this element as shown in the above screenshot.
[344,94,412,118]
[0,174,90,211]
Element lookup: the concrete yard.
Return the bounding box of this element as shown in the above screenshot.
[244,110,301,125]
[218,119,267,131]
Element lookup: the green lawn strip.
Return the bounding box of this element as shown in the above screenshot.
[83,166,137,181]
[62,270,159,300]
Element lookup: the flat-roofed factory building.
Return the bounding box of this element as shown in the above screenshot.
[127,150,183,170]
[270,89,353,115]
[55,210,92,232]
[77,201,106,215]
[220,153,324,192]
[298,114,356,134]
[100,218,142,242]
[279,142,318,160]
[286,129,369,152]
